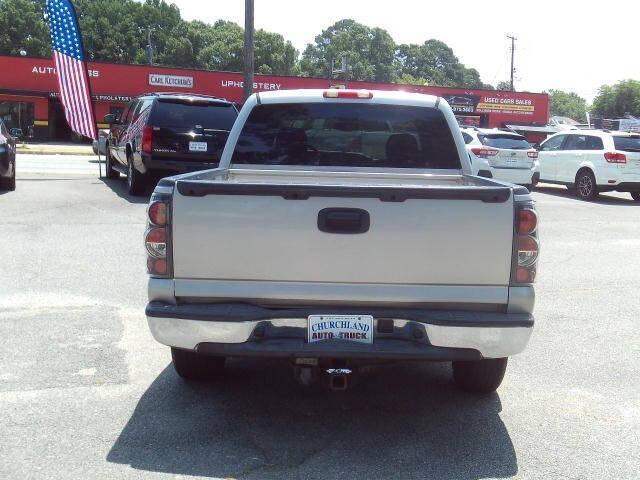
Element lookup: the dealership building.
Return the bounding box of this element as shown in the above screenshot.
[0,55,550,142]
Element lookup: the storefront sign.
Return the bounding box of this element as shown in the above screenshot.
[149,73,193,89]
[220,80,282,91]
[32,65,100,77]
[476,96,535,115]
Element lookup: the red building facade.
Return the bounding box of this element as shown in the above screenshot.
[0,55,550,141]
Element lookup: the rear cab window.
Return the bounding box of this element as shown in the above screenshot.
[150,100,238,129]
[232,103,462,169]
[613,136,640,152]
[479,134,530,150]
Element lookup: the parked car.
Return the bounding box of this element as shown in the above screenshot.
[462,127,540,188]
[0,119,16,191]
[92,129,109,156]
[144,89,539,394]
[104,93,238,195]
[537,130,640,201]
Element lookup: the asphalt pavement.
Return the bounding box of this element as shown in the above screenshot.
[1,157,638,479]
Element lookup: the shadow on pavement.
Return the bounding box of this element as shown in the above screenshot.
[535,184,639,205]
[108,359,517,479]
[100,177,150,204]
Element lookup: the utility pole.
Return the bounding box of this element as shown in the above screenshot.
[330,56,349,88]
[243,0,255,100]
[146,28,155,65]
[507,34,517,91]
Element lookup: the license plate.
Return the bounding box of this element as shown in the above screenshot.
[189,141,208,152]
[307,315,374,344]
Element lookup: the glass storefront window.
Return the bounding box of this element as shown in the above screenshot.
[0,101,35,138]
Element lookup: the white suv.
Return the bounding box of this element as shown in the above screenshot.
[537,130,640,201]
[462,128,540,187]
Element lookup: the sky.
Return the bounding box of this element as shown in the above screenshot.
[174,0,640,102]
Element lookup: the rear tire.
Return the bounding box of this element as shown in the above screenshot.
[631,192,640,202]
[105,145,119,179]
[0,159,16,191]
[452,357,508,393]
[126,154,147,196]
[575,170,599,200]
[171,347,226,381]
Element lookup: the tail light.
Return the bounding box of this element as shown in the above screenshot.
[323,89,373,99]
[512,205,539,285]
[142,125,153,154]
[517,208,538,235]
[471,147,499,158]
[604,152,626,164]
[145,195,172,278]
[527,151,539,159]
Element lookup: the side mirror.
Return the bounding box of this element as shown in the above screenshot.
[103,114,117,125]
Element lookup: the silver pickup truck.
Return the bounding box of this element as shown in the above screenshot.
[144,89,539,393]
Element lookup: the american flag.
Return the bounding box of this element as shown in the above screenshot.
[45,0,97,140]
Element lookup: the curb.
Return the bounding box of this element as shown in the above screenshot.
[17,149,96,156]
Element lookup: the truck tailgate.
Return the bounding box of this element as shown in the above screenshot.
[171,173,515,288]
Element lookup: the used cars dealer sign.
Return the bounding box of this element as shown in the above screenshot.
[149,73,193,89]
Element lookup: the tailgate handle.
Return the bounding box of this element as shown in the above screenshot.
[318,208,370,234]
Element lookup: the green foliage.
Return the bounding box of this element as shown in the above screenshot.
[0,0,50,57]
[496,81,512,91]
[299,19,396,82]
[548,89,588,122]
[397,73,429,86]
[395,39,483,88]
[0,0,299,76]
[591,80,640,118]
[255,29,299,76]
[0,2,489,88]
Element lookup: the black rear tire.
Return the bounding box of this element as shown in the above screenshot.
[0,159,16,191]
[575,170,599,200]
[452,357,508,393]
[126,154,147,196]
[105,145,119,179]
[631,192,640,202]
[171,347,226,381]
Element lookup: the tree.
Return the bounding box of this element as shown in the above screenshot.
[591,80,640,118]
[547,89,588,122]
[299,19,397,82]
[0,0,50,58]
[0,0,299,75]
[195,20,244,72]
[395,40,485,88]
[496,81,512,91]
[255,29,299,76]
[0,4,492,89]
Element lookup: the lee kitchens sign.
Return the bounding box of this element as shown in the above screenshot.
[149,73,194,89]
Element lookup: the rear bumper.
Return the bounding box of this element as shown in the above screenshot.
[142,153,219,173]
[146,302,534,360]
[489,166,536,185]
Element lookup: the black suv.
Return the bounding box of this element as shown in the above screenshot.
[104,93,238,195]
[0,119,16,192]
